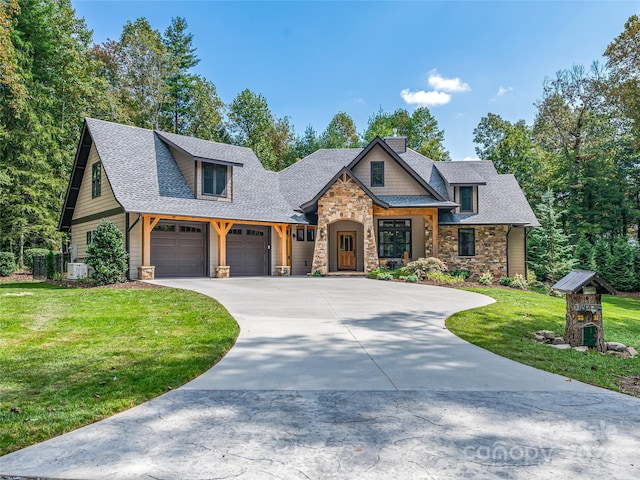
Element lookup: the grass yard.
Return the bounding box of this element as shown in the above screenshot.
[0,281,239,456]
[446,288,640,394]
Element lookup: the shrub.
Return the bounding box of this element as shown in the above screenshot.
[402,257,447,280]
[85,219,129,285]
[0,252,16,277]
[509,273,529,290]
[46,251,56,280]
[450,269,472,280]
[478,271,493,286]
[23,248,50,272]
[424,271,465,284]
[405,275,418,283]
[376,272,393,281]
[499,276,512,287]
[526,270,537,285]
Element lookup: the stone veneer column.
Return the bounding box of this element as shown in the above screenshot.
[311,175,378,274]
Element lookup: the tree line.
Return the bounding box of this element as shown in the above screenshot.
[1,0,639,291]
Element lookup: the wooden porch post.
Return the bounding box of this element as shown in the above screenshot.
[140,214,160,280]
[273,224,291,276]
[210,220,233,278]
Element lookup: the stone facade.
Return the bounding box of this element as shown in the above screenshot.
[438,225,508,277]
[137,266,155,280]
[311,175,378,274]
[215,265,230,278]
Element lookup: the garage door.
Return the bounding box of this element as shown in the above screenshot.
[227,225,270,276]
[151,222,206,277]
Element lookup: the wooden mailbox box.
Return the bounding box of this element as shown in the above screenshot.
[552,270,616,353]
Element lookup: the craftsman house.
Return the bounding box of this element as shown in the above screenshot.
[59,118,539,280]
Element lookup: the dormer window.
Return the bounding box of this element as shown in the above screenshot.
[459,186,473,213]
[371,161,384,187]
[203,163,228,196]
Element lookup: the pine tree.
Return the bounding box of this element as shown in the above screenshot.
[593,239,613,282]
[527,189,576,282]
[633,245,640,291]
[574,233,595,271]
[609,237,635,291]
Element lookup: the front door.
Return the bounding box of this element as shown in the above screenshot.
[338,231,356,270]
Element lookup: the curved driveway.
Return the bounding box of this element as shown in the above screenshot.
[1,277,639,479]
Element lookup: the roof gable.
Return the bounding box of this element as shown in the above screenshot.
[300,167,390,212]
[347,137,446,201]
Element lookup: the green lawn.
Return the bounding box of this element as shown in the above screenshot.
[0,281,239,456]
[446,288,640,394]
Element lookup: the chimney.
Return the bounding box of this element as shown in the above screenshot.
[383,128,407,153]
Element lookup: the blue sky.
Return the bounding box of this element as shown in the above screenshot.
[72,1,639,161]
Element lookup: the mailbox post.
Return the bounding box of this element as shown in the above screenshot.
[552,270,616,353]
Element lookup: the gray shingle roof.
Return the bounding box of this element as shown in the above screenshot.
[86,118,303,224]
[73,118,538,229]
[552,270,616,294]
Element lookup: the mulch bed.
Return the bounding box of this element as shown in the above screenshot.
[620,376,640,397]
[0,272,166,290]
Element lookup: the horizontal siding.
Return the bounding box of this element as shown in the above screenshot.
[209,223,218,277]
[73,143,121,221]
[352,144,428,196]
[508,227,526,277]
[128,213,142,280]
[71,213,125,261]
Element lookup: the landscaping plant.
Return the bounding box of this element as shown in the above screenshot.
[85,219,129,285]
[0,252,16,276]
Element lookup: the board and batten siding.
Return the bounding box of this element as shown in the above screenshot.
[351,145,428,196]
[168,145,196,195]
[507,227,527,277]
[291,227,314,275]
[127,213,142,280]
[70,143,125,261]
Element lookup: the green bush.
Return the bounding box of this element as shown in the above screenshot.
[499,276,512,287]
[401,257,447,280]
[0,252,17,277]
[405,274,418,283]
[478,271,493,286]
[424,271,465,284]
[45,251,56,280]
[85,219,129,285]
[450,269,472,280]
[509,273,529,290]
[23,248,50,272]
[376,272,393,281]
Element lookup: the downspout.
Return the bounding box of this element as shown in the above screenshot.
[506,226,512,277]
[126,214,142,281]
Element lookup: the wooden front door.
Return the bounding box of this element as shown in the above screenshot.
[338,231,356,270]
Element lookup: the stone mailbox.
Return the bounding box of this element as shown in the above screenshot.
[552,270,616,353]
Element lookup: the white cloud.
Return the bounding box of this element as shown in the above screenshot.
[497,86,513,96]
[463,156,481,161]
[428,72,470,93]
[400,89,451,107]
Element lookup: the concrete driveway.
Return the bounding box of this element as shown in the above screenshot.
[1,277,639,479]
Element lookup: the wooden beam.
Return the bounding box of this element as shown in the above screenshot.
[149,216,161,231]
[210,220,234,266]
[273,224,289,266]
[142,214,151,265]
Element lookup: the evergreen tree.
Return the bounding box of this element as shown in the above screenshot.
[609,237,635,291]
[593,239,613,281]
[633,245,640,291]
[574,233,595,271]
[527,189,576,282]
[85,219,129,285]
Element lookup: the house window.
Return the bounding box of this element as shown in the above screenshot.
[202,163,228,196]
[458,228,475,256]
[153,224,176,232]
[86,231,95,245]
[459,186,473,213]
[180,226,202,233]
[229,228,242,235]
[371,161,384,187]
[306,227,315,242]
[378,219,411,258]
[296,228,305,241]
[91,163,101,198]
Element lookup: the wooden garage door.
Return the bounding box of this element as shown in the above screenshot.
[227,225,269,276]
[151,222,206,277]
